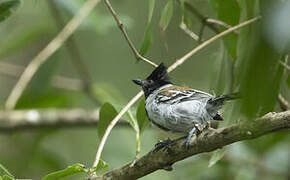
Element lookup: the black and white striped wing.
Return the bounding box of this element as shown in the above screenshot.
[156,89,212,104]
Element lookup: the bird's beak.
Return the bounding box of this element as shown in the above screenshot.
[132,79,143,86]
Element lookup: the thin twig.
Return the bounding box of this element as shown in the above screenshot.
[93,91,143,167]
[278,94,290,111]
[168,16,262,72]
[206,18,239,34]
[180,2,238,42]
[179,22,199,41]
[280,61,290,72]
[47,0,98,104]
[182,1,219,33]
[4,0,102,110]
[198,19,206,43]
[103,0,157,67]
[92,16,261,168]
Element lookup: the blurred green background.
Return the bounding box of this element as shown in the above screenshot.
[0,0,289,179]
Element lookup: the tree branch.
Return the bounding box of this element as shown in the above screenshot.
[182,2,219,34]
[168,16,261,72]
[0,109,129,133]
[179,22,199,41]
[180,2,238,42]
[280,61,290,72]
[278,94,290,111]
[205,18,239,34]
[103,0,157,67]
[93,110,290,180]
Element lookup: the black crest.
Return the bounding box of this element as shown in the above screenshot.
[146,63,171,84]
[132,63,172,98]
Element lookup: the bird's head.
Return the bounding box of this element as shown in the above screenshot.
[133,63,172,98]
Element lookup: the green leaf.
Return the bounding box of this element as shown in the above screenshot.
[147,0,155,22]
[210,0,240,60]
[208,149,226,167]
[0,0,20,23]
[139,0,155,57]
[125,109,139,132]
[98,103,118,139]
[41,163,86,180]
[160,0,174,31]
[287,74,290,89]
[214,43,227,95]
[0,164,14,178]
[183,10,192,28]
[136,98,150,133]
[240,25,282,118]
[2,175,14,180]
[234,0,259,89]
[139,24,153,57]
[94,159,109,172]
[180,0,192,28]
[123,107,141,157]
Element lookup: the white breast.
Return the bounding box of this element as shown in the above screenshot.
[145,85,212,133]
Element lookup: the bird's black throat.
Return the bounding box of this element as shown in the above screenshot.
[143,63,172,98]
[142,81,172,98]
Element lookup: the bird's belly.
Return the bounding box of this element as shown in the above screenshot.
[146,100,211,133]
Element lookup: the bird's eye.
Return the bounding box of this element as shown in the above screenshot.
[148,80,154,84]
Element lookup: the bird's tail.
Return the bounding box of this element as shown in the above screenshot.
[206,92,240,111]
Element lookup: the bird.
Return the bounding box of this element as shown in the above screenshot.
[132,63,239,150]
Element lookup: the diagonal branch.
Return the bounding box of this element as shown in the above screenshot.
[278,94,290,111]
[179,21,199,41]
[179,2,238,42]
[182,1,219,34]
[94,110,290,180]
[168,16,261,72]
[206,18,239,34]
[280,61,290,72]
[103,0,157,67]
[92,91,144,167]
[4,0,102,110]
[91,16,261,168]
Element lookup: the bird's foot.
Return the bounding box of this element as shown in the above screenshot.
[184,125,200,150]
[185,138,191,150]
[154,136,186,152]
[154,138,174,152]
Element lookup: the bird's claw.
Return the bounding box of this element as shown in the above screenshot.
[185,139,191,150]
[154,138,173,152]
